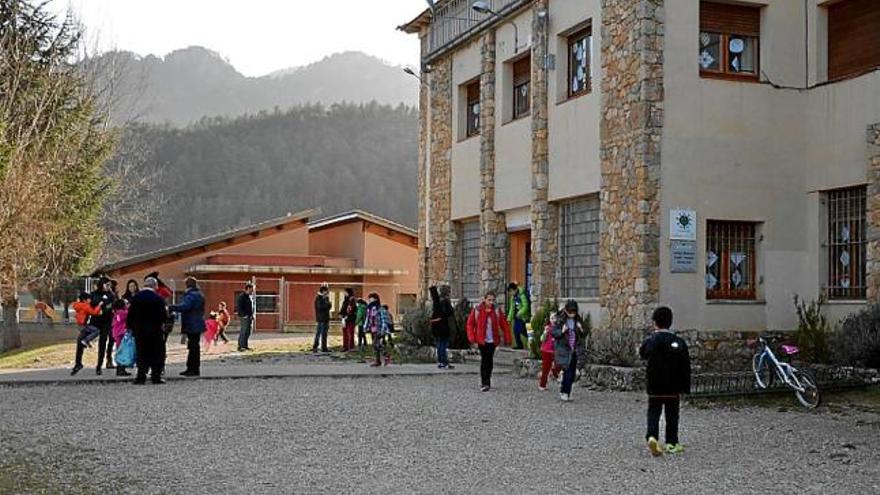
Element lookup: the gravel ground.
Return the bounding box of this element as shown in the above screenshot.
[1,374,878,495]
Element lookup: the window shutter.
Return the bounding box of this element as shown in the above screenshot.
[828,0,880,81]
[700,1,760,37]
[513,56,530,86]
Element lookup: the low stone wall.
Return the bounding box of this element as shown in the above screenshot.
[395,344,473,365]
[676,329,794,372]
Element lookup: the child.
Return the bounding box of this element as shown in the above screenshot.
[215,302,230,344]
[538,312,561,391]
[70,292,101,375]
[355,298,367,352]
[111,299,131,376]
[382,304,395,349]
[551,301,588,402]
[364,294,391,366]
[639,306,691,456]
[203,312,220,350]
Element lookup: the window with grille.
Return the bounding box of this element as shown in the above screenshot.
[512,56,530,119]
[828,0,880,82]
[567,26,591,98]
[559,196,600,298]
[706,221,757,300]
[699,2,760,80]
[459,221,481,301]
[825,187,867,300]
[465,81,480,138]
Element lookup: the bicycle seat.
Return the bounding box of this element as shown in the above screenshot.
[780,344,800,356]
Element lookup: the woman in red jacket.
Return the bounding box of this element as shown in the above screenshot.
[466,290,511,392]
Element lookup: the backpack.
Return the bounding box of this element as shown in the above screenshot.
[115,331,137,367]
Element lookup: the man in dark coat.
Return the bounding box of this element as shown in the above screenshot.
[90,276,117,375]
[127,277,169,384]
[430,285,455,369]
[236,282,255,352]
[312,283,332,353]
[170,277,206,377]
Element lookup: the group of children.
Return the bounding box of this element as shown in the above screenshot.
[338,290,396,366]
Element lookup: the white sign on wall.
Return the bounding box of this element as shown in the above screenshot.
[670,209,697,241]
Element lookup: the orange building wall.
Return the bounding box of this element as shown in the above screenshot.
[309,221,366,263]
[362,229,418,314]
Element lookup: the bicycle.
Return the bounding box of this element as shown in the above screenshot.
[749,335,821,409]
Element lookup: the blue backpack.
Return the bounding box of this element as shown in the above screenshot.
[115,331,137,367]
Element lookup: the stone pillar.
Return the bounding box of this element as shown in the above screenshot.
[599,0,664,329]
[427,56,454,290]
[479,30,507,297]
[417,52,430,302]
[530,0,558,306]
[867,123,880,304]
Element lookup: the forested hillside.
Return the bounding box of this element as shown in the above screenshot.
[122,102,418,255]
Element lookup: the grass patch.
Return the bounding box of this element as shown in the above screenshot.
[0,342,75,370]
[689,385,880,413]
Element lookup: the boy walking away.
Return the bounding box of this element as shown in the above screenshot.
[506,282,531,350]
[430,285,455,370]
[552,300,588,402]
[466,290,511,392]
[640,307,691,457]
[355,298,368,352]
[70,292,102,375]
[537,312,560,390]
[339,288,357,352]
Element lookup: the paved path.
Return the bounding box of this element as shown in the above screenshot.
[0,361,477,385]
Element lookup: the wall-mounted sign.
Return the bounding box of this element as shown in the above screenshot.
[670,240,697,273]
[670,209,697,241]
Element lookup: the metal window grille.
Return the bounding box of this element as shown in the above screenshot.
[826,186,867,300]
[706,221,757,300]
[560,196,600,298]
[460,221,481,301]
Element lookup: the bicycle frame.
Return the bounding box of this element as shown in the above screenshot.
[756,340,809,393]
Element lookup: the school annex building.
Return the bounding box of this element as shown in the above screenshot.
[401,0,880,331]
[93,210,418,331]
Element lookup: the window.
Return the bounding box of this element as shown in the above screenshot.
[567,27,592,98]
[828,0,880,81]
[706,221,758,300]
[512,56,530,119]
[460,220,481,301]
[826,187,867,300]
[699,2,760,79]
[465,80,480,138]
[559,196,600,298]
[256,292,278,313]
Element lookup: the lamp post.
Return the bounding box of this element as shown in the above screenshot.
[471,1,519,53]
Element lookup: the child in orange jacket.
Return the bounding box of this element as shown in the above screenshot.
[71,292,101,375]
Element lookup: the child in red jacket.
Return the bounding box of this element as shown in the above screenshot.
[466,290,511,392]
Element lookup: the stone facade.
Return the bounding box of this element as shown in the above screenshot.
[529,0,559,306]
[868,123,880,304]
[427,56,454,290]
[598,0,664,329]
[479,31,507,297]
[417,52,430,300]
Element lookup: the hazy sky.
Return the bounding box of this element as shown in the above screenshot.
[53,0,426,77]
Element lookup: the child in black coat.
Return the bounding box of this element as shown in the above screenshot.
[639,306,691,456]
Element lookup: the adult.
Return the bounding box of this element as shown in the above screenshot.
[127,277,168,384]
[236,282,255,351]
[145,272,174,343]
[169,277,206,377]
[122,279,140,303]
[466,290,511,392]
[90,276,117,375]
[430,285,455,369]
[338,288,357,352]
[312,283,332,353]
[506,282,531,350]
[551,300,588,402]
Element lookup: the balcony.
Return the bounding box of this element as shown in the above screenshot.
[426,0,531,61]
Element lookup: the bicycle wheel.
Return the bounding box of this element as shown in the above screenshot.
[791,368,821,409]
[752,352,772,389]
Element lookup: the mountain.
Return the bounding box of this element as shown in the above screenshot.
[118,102,419,255]
[97,48,420,126]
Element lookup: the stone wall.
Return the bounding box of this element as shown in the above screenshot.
[867,123,880,304]
[529,0,559,305]
[417,45,430,301]
[479,30,508,296]
[427,56,454,289]
[598,0,664,329]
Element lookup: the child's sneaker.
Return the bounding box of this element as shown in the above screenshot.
[559,393,571,402]
[480,385,490,392]
[665,443,685,454]
[80,339,91,348]
[647,437,663,457]
[538,385,547,391]
[446,364,455,370]
[70,364,83,376]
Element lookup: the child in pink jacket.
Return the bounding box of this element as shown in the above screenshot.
[110,299,131,376]
[538,312,561,391]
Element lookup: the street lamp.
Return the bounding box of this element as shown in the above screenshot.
[471,1,519,53]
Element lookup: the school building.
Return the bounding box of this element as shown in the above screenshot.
[401,0,880,331]
[93,209,418,331]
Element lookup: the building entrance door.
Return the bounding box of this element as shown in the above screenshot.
[508,230,532,292]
